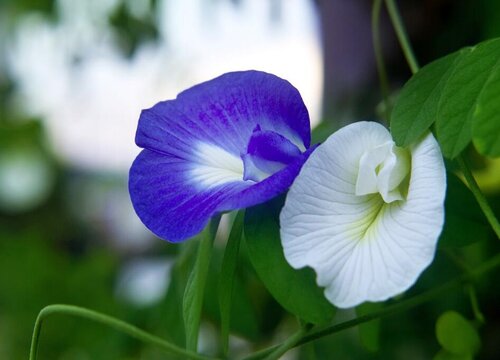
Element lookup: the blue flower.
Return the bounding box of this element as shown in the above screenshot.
[129,71,314,242]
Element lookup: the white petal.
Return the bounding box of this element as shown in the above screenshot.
[356,141,393,196]
[280,121,445,308]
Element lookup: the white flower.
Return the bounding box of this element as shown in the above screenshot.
[280,121,446,308]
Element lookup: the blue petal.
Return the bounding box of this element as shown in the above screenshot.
[135,71,310,158]
[129,148,315,242]
[243,128,302,182]
[129,71,313,242]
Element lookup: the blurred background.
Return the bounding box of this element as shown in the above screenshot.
[0,0,499,359]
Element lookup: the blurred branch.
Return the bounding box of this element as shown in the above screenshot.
[372,0,391,121]
[384,0,419,75]
[467,285,485,324]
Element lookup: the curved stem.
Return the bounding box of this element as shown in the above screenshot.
[29,304,218,360]
[242,253,500,360]
[29,307,44,360]
[372,0,391,120]
[467,285,485,324]
[384,0,419,75]
[264,326,309,360]
[457,155,500,239]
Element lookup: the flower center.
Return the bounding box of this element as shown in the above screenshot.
[355,140,411,203]
[190,126,305,188]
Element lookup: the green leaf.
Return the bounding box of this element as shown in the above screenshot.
[204,248,260,341]
[436,311,481,356]
[163,267,186,347]
[436,38,500,158]
[183,216,220,351]
[162,241,199,348]
[244,197,336,325]
[391,37,500,158]
[391,50,464,147]
[218,211,245,356]
[356,303,382,352]
[472,50,500,157]
[439,173,490,247]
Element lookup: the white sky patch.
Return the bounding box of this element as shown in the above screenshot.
[115,258,173,307]
[190,142,244,188]
[6,0,322,173]
[280,122,446,309]
[0,148,55,213]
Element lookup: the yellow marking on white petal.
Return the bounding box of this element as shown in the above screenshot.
[190,142,244,188]
[345,195,384,241]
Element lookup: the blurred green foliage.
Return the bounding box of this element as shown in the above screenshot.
[435,311,481,358]
[109,2,159,57]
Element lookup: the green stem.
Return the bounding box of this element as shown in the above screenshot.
[184,216,221,352]
[29,304,217,360]
[219,210,245,356]
[444,250,485,324]
[264,325,309,360]
[443,249,485,324]
[372,0,392,120]
[243,253,500,360]
[457,155,500,239]
[384,0,419,75]
[467,285,485,324]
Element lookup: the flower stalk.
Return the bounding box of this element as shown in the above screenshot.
[457,155,500,239]
[372,0,391,120]
[384,0,419,75]
[264,324,311,360]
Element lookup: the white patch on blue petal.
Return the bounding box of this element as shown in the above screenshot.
[190,142,244,188]
[288,133,307,153]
